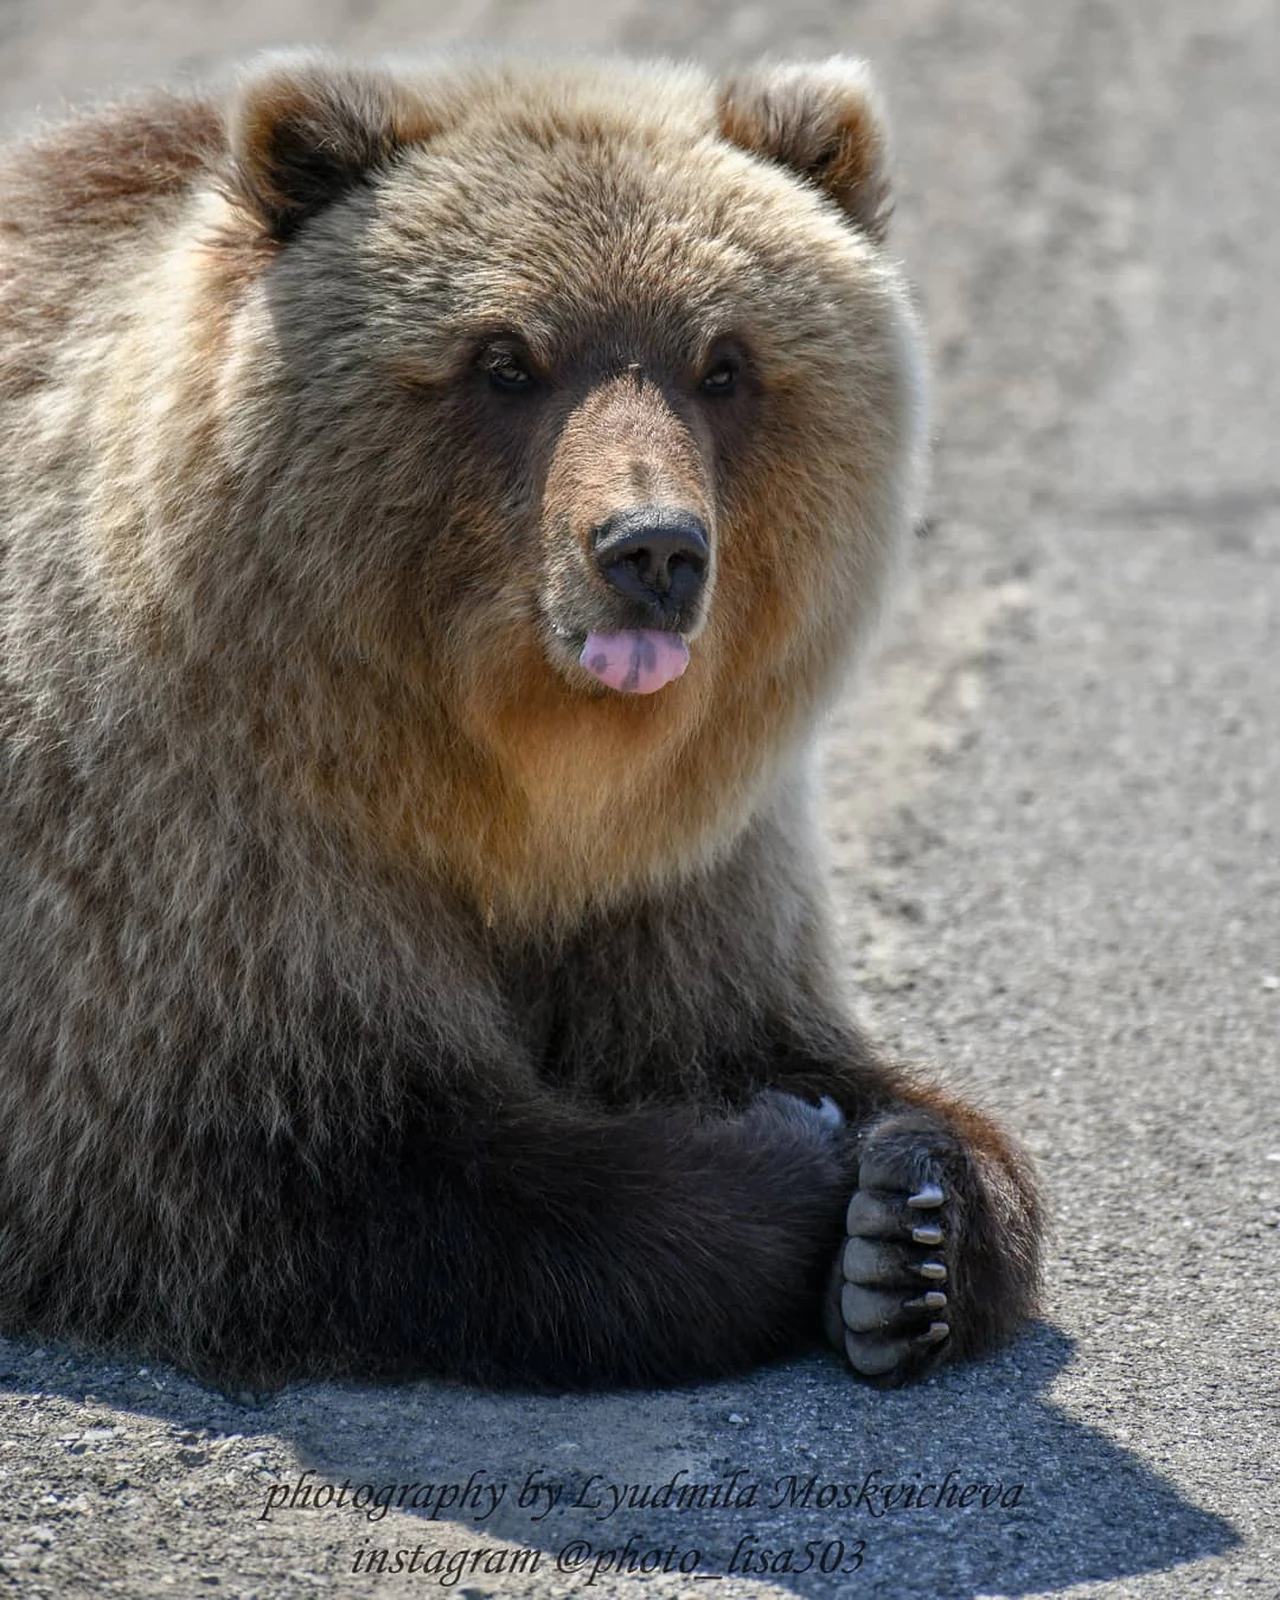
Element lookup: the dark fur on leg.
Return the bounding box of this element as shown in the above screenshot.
[3,1081,856,1391]
[337,1088,857,1389]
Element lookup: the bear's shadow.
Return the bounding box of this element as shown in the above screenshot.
[6,1322,1237,1597]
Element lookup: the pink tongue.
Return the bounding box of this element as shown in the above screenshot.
[579,630,690,694]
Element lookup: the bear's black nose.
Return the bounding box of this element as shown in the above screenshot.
[592,507,709,610]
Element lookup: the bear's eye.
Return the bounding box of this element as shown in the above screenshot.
[484,349,536,394]
[699,357,740,397]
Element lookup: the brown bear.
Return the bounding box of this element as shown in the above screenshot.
[0,54,1041,1392]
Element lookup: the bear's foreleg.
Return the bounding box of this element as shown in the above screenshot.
[307,1082,859,1389]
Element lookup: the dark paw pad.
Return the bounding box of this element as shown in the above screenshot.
[825,1132,955,1384]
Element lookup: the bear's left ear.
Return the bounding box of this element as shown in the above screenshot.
[228,57,438,242]
[717,59,893,242]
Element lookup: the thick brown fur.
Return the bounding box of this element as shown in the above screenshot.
[0,54,1040,1391]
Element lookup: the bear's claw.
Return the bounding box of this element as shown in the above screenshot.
[841,1318,951,1378]
[904,1290,948,1313]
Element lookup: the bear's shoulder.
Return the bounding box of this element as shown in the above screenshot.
[2,93,224,236]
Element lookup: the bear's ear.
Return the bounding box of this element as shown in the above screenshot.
[717,59,893,242]
[228,58,437,241]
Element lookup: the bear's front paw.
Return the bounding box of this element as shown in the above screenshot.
[823,1119,957,1385]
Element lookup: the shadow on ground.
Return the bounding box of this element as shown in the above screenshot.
[5,1322,1236,1598]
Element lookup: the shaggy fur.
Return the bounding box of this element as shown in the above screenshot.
[0,54,1041,1390]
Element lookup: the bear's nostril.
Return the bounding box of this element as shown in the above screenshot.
[592,508,710,609]
[614,537,703,594]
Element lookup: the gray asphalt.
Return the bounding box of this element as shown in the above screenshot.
[1,1,1277,1597]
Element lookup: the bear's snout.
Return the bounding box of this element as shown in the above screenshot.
[591,506,709,622]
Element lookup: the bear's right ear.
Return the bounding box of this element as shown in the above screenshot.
[717,59,893,242]
[228,58,438,242]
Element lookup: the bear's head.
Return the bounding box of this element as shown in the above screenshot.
[142,57,926,924]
